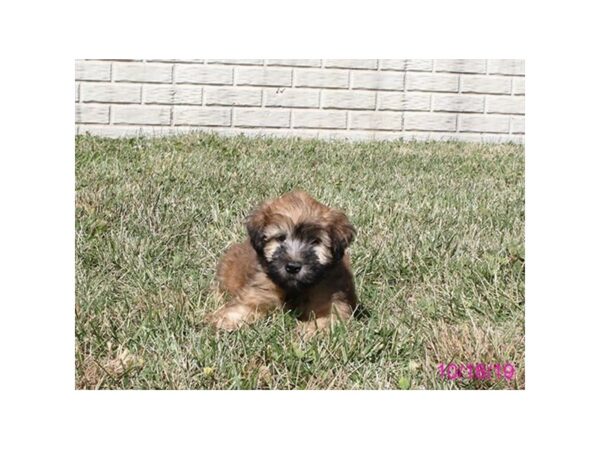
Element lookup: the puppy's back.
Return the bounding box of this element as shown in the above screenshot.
[216,240,259,296]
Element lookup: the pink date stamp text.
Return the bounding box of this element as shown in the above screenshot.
[438,362,516,381]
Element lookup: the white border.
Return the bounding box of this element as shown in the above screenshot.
[2,0,599,448]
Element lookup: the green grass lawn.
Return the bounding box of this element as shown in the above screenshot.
[75,133,524,389]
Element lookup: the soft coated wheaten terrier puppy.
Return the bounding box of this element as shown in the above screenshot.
[209,191,358,333]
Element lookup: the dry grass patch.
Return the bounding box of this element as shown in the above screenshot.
[424,320,525,389]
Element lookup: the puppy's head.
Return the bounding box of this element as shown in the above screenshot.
[246,191,355,291]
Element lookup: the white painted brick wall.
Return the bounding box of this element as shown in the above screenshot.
[75,59,525,143]
[237,68,292,87]
[435,59,486,74]
[293,110,347,129]
[75,61,111,81]
[264,89,319,108]
[324,59,378,70]
[378,93,430,111]
[266,59,321,67]
[459,115,510,133]
[234,108,290,128]
[406,73,460,93]
[175,65,233,85]
[80,83,142,103]
[486,96,525,114]
[113,62,173,83]
[113,105,171,125]
[511,117,525,134]
[207,59,264,66]
[295,69,349,89]
[351,71,405,91]
[379,59,433,71]
[433,94,485,113]
[461,75,512,94]
[173,107,231,126]
[513,78,525,95]
[350,112,404,131]
[405,113,457,132]
[205,87,261,106]
[322,90,376,110]
[488,59,525,76]
[144,85,203,105]
[76,105,110,124]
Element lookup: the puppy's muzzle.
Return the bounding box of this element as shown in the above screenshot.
[285,262,302,274]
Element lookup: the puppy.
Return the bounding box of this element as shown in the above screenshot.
[209,191,357,333]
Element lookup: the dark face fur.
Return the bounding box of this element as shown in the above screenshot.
[261,222,331,291]
[246,192,355,292]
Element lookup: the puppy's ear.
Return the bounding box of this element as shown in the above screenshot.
[328,209,356,261]
[245,205,268,254]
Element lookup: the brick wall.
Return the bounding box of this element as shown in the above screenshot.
[75,59,524,143]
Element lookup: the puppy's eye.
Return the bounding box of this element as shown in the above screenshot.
[311,238,321,245]
[276,235,286,242]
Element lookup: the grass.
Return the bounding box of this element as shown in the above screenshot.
[75,132,524,389]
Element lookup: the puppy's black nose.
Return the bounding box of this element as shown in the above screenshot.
[285,262,302,274]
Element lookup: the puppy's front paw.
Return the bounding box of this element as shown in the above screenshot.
[207,304,251,331]
[297,318,330,339]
